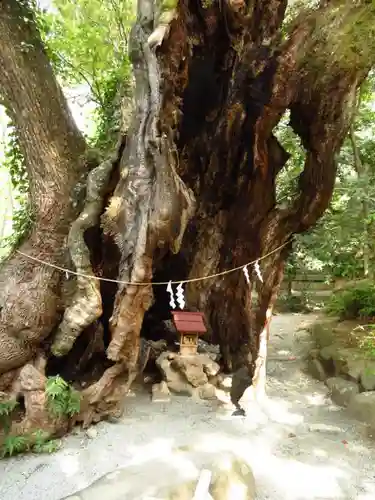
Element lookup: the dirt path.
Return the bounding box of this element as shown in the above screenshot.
[1,314,375,499]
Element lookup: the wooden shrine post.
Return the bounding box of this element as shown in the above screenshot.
[171,311,207,356]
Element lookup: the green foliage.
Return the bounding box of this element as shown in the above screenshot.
[2,0,135,253]
[0,429,61,458]
[326,283,375,320]
[299,2,375,75]
[0,399,18,434]
[0,397,62,458]
[31,429,61,454]
[1,435,30,458]
[0,394,62,458]
[275,110,305,205]
[201,0,213,9]
[40,0,133,94]
[282,0,319,36]
[33,438,61,454]
[0,120,32,255]
[45,375,81,417]
[38,0,134,148]
[356,326,375,361]
[91,70,132,151]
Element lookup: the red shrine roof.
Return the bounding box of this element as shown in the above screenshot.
[171,311,207,334]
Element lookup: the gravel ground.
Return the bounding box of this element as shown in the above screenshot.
[1,313,375,499]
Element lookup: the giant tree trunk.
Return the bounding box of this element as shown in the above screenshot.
[0,2,87,372]
[0,0,373,438]
[0,0,92,436]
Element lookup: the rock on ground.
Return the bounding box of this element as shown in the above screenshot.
[308,319,338,348]
[85,427,98,439]
[151,381,171,403]
[197,339,221,362]
[64,450,256,500]
[348,391,375,426]
[325,377,359,407]
[307,358,326,381]
[313,323,375,390]
[152,452,256,500]
[361,366,375,391]
[310,321,375,392]
[156,351,220,398]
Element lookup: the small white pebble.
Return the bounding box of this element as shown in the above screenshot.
[85,427,98,439]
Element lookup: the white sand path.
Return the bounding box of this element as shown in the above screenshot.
[1,314,375,499]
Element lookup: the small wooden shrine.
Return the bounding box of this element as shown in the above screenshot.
[171,311,207,356]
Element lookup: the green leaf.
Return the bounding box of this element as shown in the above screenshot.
[1,435,30,458]
[45,376,80,417]
[32,437,61,454]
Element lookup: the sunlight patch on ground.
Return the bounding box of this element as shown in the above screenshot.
[277,349,292,356]
[191,433,249,455]
[257,396,304,426]
[357,485,375,499]
[160,449,199,478]
[313,447,328,458]
[125,438,175,466]
[213,388,231,405]
[255,454,348,498]
[57,454,80,477]
[305,392,328,406]
[220,376,232,388]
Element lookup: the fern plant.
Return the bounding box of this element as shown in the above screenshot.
[0,398,18,434]
[45,376,81,417]
[31,429,61,454]
[1,435,30,458]
[0,377,78,459]
[1,430,61,458]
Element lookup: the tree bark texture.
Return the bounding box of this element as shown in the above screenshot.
[0,0,88,375]
[0,0,373,436]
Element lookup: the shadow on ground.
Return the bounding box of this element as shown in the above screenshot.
[1,314,375,500]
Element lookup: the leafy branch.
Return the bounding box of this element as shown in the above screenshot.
[45,375,81,417]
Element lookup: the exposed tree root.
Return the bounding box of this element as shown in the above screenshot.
[51,141,125,357]
[76,338,153,427]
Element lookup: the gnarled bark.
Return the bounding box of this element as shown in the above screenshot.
[0,0,87,375]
